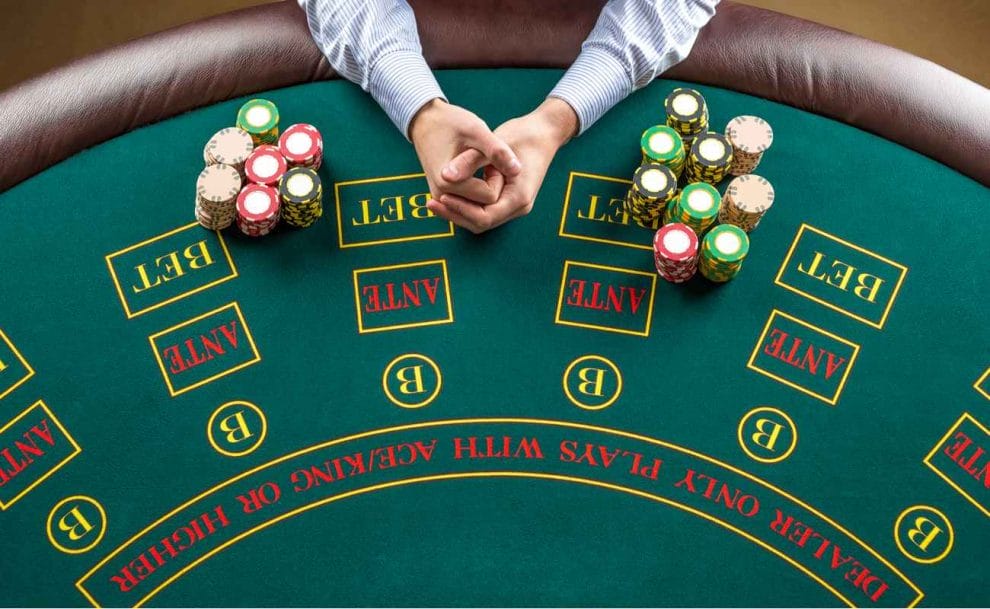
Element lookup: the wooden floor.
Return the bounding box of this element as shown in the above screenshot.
[0,0,986,91]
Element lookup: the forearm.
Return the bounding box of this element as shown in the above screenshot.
[549,0,720,134]
[298,0,445,138]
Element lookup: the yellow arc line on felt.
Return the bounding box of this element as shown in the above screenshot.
[104,222,238,319]
[773,223,908,330]
[76,417,922,608]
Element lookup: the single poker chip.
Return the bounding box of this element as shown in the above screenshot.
[208,127,255,166]
[641,125,682,160]
[278,123,323,167]
[681,183,720,218]
[633,163,676,199]
[690,133,734,167]
[665,88,707,124]
[725,116,774,154]
[703,224,749,264]
[237,99,279,133]
[640,125,686,177]
[654,223,699,263]
[670,182,720,235]
[726,174,775,214]
[653,222,699,283]
[245,145,288,187]
[237,184,280,222]
[196,164,242,203]
[279,167,321,204]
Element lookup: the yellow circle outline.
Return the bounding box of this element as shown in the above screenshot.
[207,401,268,458]
[382,354,442,409]
[894,504,954,564]
[46,495,107,555]
[562,355,623,411]
[737,406,798,464]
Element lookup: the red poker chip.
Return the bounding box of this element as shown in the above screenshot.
[245,145,287,187]
[279,124,323,165]
[237,184,280,222]
[654,223,699,263]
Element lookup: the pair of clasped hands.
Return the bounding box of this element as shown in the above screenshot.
[410,97,579,233]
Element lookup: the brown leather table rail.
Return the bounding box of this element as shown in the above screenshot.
[1,0,988,192]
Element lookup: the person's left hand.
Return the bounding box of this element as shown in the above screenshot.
[428,98,579,234]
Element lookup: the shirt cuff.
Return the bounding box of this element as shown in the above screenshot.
[548,48,633,135]
[368,50,447,140]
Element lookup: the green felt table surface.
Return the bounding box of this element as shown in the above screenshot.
[0,69,987,608]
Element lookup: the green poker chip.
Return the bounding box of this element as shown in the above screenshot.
[702,225,749,264]
[237,99,280,134]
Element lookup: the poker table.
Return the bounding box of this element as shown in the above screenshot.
[0,2,988,607]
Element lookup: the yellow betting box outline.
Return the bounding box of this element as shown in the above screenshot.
[105,222,238,319]
[0,399,82,511]
[554,260,658,337]
[147,302,261,397]
[558,172,651,251]
[774,223,908,330]
[0,328,35,401]
[74,418,923,608]
[922,412,989,517]
[334,173,455,248]
[974,367,990,401]
[747,309,861,406]
[352,259,454,334]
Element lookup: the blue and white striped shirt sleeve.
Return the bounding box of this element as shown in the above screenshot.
[550,0,720,134]
[298,0,446,139]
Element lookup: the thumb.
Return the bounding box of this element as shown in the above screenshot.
[466,129,522,178]
[441,148,486,182]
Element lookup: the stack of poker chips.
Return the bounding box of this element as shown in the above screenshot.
[279,124,324,170]
[236,184,281,237]
[685,132,734,185]
[237,99,280,146]
[640,125,685,178]
[204,128,254,177]
[719,174,775,232]
[664,182,721,236]
[279,167,323,228]
[624,163,677,223]
[725,115,773,175]
[195,164,242,230]
[665,88,709,152]
[699,224,750,282]
[245,145,287,188]
[653,223,699,283]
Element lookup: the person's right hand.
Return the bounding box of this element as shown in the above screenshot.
[409,99,522,207]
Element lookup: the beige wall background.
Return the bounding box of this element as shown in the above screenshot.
[0,0,987,92]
